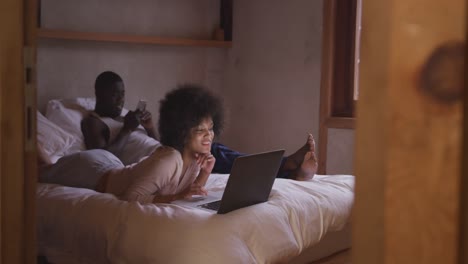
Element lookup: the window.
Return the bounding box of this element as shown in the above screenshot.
[317,0,362,173]
[320,0,362,120]
[331,0,361,117]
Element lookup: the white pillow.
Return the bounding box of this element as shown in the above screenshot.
[45,98,94,154]
[37,111,76,164]
[45,98,94,136]
[45,97,129,154]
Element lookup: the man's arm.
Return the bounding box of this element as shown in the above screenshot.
[81,115,134,156]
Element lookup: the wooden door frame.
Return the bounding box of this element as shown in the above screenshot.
[461,2,468,261]
[25,0,38,263]
[0,0,37,263]
[352,0,466,263]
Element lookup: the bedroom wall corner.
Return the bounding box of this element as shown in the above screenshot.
[219,0,324,155]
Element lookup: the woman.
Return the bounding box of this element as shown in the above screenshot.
[94,84,223,204]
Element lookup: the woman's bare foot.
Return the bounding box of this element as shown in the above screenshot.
[282,134,315,172]
[291,151,318,181]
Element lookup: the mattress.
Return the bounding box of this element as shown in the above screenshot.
[37,174,354,264]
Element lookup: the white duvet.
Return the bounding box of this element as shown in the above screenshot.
[37,174,354,264]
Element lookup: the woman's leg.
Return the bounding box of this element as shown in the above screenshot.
[210,142,245,174]
[285,134,317,180]
[211,142,291,177]
[39,149,124,189]
[211,134,317,180]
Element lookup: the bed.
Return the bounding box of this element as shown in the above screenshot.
[36,98,355,263]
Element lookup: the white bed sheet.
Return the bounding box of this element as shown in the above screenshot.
[37,174,354,264]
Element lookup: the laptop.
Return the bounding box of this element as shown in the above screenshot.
[172,149,285,214]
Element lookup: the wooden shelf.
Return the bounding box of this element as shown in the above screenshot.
[36,28,232,48]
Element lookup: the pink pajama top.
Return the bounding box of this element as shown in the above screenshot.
[104,146,200,204]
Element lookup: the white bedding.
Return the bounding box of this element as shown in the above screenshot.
[37,173,354,264]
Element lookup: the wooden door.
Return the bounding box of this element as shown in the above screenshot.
[353,0,466,263]
[0,0,37,263]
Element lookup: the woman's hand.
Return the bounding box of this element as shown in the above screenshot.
[191,153,215,189]
[179,182,208,199]
[196,153,216,175]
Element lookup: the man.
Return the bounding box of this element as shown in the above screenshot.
[81,71,317,180]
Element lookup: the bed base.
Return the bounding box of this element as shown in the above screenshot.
[288,223,351,264]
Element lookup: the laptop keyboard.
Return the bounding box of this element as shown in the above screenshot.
[198,200,222,211]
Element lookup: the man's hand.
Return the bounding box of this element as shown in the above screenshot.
[139,110,155,130]
[123,111,140,131]
[196,153,216,175]
[137,110,158,139]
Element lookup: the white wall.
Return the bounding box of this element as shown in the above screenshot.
[37,0,225,119]
[220,0,324,155]
[37,0,355,175]
[327,129,355,175]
